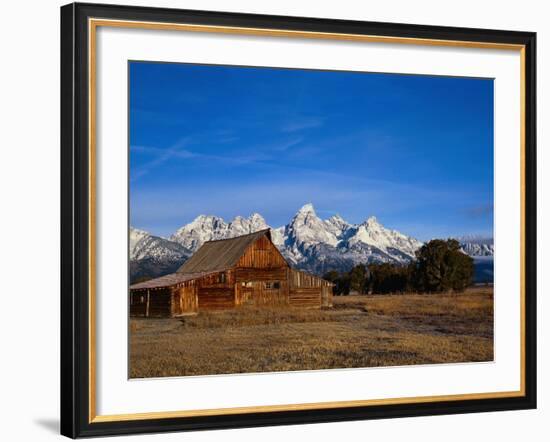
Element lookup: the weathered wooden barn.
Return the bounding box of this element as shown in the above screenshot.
[130,229,333,317]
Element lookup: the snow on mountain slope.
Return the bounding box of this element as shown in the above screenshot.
[285,204,340,249]
[170,215,229,251]
[347,216,423,260]
[458,236,494,257]
[129,227,192,283]
[130,227,190,262]
[229,213,269,237]
[270,226,285,248]
[170,213,270,251]
[129,227,150,259]
[324,214,351,238]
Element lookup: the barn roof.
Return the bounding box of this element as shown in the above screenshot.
[176,229,273,274]
[129,271,218,290]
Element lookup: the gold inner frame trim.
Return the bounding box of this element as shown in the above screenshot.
[88,17,527,424]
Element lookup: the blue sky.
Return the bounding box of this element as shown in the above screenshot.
[130,61,493,241]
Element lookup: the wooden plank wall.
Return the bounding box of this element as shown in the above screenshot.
[235,280,289,306]
[172,285,198,315]
[289,269,333,308]
[198,287,234,309]
[236,235,288,269]
[191,271,236,310]
[289,287,321,308]
[235,267,287,282]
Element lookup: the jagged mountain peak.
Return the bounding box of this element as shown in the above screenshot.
[129,226,150,257]
[170,211,270,251]
[297,202,316,215]
[457,234,493,245]
[328,213,345,222]
[365,215,380,226]
[130,226,189,261]
[326,214,350,231]
[459,237,494,257]
[245,213,269,229]
[291,203,322,227]
[130,225,147,233]
[287,203,339,248]
[347,217,423,260]
[189,214,226,226]
[249,212,266,221]
[228,212,269,236]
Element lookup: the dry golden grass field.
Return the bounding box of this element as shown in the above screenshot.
[129,286,493,378]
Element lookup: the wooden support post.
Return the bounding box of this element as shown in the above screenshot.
[145,289,150,318]
[169,287,175,318]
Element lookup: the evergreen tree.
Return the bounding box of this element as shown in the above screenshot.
[322,270,340,284]
[322,270,351,295]
[413,239,474,292]
[349,264,369,294]
[368,263,409,294]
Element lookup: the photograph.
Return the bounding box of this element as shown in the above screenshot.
[128,61,495,379]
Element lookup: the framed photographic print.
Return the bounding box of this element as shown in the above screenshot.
[60,2,537,438]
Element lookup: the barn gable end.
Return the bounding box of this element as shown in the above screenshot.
[235,233,288,269]
[175,229,278,273]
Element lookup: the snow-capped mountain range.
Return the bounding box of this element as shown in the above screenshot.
[457,235,494,257]
[129,203,493,282]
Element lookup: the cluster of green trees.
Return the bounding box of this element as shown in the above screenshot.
[323,239,474,295]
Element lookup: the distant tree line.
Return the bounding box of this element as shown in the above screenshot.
[323,239,474,295]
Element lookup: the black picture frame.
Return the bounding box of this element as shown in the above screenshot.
[61,2,537,438]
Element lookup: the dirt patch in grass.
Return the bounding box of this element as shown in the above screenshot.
[129,286,493,378]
